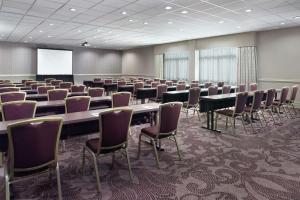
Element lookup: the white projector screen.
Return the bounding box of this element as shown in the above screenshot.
[37,49,73,75]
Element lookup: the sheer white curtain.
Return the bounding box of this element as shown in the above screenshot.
[199,47,237,85]
[237,46,257,88]
[164,53,189,80]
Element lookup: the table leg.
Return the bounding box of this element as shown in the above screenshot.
[210,109,214,130]
[206,111,210,129]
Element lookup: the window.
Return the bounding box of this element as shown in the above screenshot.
[198,47,237,85]
[163,53,189,80]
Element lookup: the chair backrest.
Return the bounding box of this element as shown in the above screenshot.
[117,81,126,87]
[279,87,289,103]
[134,82,144,92]
[290,85,299,102]
[0,84,16,88]
[156,84,168,99]
[158,102,182,134]
[191,80,199,84]
[25,81,38,86]
[94,78,102,83]
[7,117,63,171]
[45,78,55,83]
[238,84,246,92]
[178,81,186,84]
[204,82,213,88]
[160,79,166,84]
[250,83,257,91]
[31,83,46,90]
[51,80,63,87]
[234,92,248,114]
[0,87,20,93]
[154,78,160,82]
[222,85,231,94]
[176,84,186,91]
[165,81,173,86]
[208,86,218,96]
[251,90,264,111]
[47,89,68,101]
[0,92,26,103]
[1,100,37,121]
[59,82,73,89]
[171,80,178,83]
[191,83,199,88]
[37,86,55,94]
[217,82,225,87]
[88,87,104,97]
[138,77,144,81]
[71,85,85,93]
[112,92,131,108]
[145,80,153,84]
[97,109,133,151]
[151,81,160,88]
[265,89,276,107]
[65,96,91,113]
[22,79,33,84]
[104,79,113,84]
[188,88,201,106]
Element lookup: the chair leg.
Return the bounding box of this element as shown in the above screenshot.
[137,134,142,159]
[56,163,63,200]
[229,117,235,133]
[282,105,289,119]
[151,139,160,168]
[215,113,218,130]
[291,103,297,115]
[248,114,255,133]
[173,135,182,161]
[240,115,247,134]
[186,108,188,117]
[92,153,101,192]
[256,112,263,127]
[5,167,10,200]
[125,148,133,180]
[269,109,276,125]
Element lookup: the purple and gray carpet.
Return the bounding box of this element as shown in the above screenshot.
[1,112,300,200]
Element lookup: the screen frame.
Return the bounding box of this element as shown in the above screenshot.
[37,48,73,75]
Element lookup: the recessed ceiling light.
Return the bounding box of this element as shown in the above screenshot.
[143,22,149,25]
[28,36,32,39]
[39,30,43,33]
[218,20,224,24]
[129,19,134,22]
[168,21,173,24]
[245,9,252,13]
[69,8,76,12]
[122,11,127,15]
[280,22,285,25]
[49,23,54,26]
[77,30,82,32]
[48,35,52,38]
[165,6,172,10]
[293,16,300,19]
[181,10,188,14]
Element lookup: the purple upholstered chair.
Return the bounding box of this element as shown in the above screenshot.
[261,89,277,125]
[176,84,186,91]
[112,92,131,108]
[22,79,33,84]
[138,77,144,81]
[48,89,68,101]
[51,80,63,87]
[59,82,73,90]
[117,81,126,87]
[178,81,186,84]
[238,84,246,92]
[204,82,213,88]
[272,87,289,120]
[0,87,20,93]
[1,100,36,121]
[152,84,167,102]
[88,87,104,97]
[138,102,183,168]
[222,85,231,94]
[0,84,16,88]
[154,78,160,82]
[183,88,201,118]
[65,96,91,113]
[217,82,225,87]
[286,85,298,115]
[0,92,26,103]
[104,79,113,84]
[45,78,56,84]
[191,83,199,88]
[71,85,86,93]
[208,86,218,96]
[160,79,166,84]
[192,80,199,84]
[250,83,257,91]
[94,78,102,83]
[151,81,160,88]
[37,86,55,94]
[145,80,153,84]
[165,81,173,86]
[5,117,63,200]
[244,90,265,132]
[215,92,249,133]
[31,83,46,90]
[171,80,178,84]
[134,82,144,94]
[82,108,133,192]
[25,81,38,87]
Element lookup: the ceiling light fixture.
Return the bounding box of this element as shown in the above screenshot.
[81,41,90,47]
[181,10,188,14]
[165,6,172,10]
[144,22,149,25]
[48,35,52,38]
[129,19,134,22]
[293,16,300,19]
[245,9,252,13]
[49,23,54,26]
[69,8,76,12]
[77,30,82,32]
[39,30,43,33]
[122,11,127,15]
[218,20,224,24]
[168,21,173,24]
[280,22,285,25]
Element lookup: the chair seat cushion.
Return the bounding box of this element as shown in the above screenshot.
[141,126,170,139]
[86,138,122,154]
[216,109,238,117]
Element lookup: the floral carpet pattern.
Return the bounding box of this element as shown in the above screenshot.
[1,111,300,200]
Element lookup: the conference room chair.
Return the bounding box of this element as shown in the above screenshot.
[272,87,289,121]
[217,82,225,87]
[94,78,102,83]
[133,81,144,97]
[176,84,186,91]
[160,79,166,84]
[215,92,249,133]
[286,85,299,115]
[191,80,199,84]
[22,79,33,84]
[151,81,160,88]
[138,77,144,81]
[59,82,73,90]
[238,84,246,92]
[0,92,26,103]
[1,100,36,121]
[37,86,55,94]
[260,89,277,125]
[137,102,183,168]
[0,84,16,88]
[71,85,86,93]
[150,84,167,102]
[183,88,201,119]
[51,80,63,87]
[45,78,56,84]
[208,86,218,96]
[178,81,186,84]
[104,79,113,84]
[88,87,104,97]
[222,85,232,94]
[112,92,131,108]
[65,96,91,113]
[145,79,153,84]
[48,89,68,101]
[190,83,199,88]
[171,80,178,83]
[250,83,258,91]
[0,87,20,93]
[117,81,126,87]
[82,108,133,192]
[25,81,38,87]
[154,78,160,82]
[165,81,173,86]
[31,83,46,90]
[5,117,63,200]
[244,90,265,132]
[204,82,213,88]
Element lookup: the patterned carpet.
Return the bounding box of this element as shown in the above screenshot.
[1,110,300,200]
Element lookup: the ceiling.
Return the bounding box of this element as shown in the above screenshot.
[0,0,300,50]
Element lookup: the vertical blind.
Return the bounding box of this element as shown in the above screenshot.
[163,53,189,80]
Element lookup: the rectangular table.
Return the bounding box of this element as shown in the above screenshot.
[118,85,134,93]
[26,92,88,101]
[103,83,118,95]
